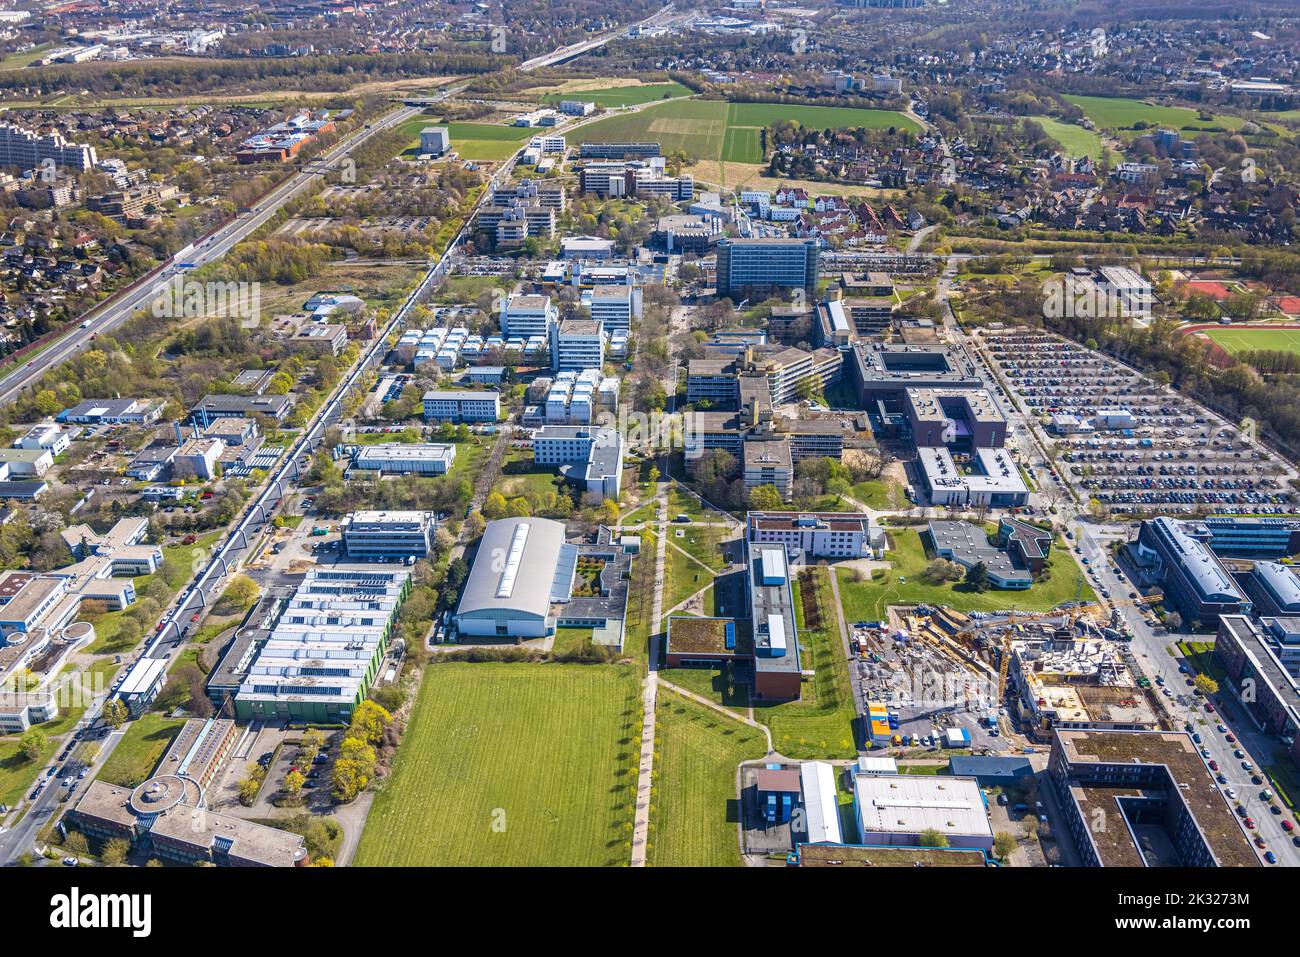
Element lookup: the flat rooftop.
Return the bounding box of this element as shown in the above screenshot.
[1055,729,1259,868]
[853,773,993,841]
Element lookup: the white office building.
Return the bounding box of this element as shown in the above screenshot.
[551,319,605,372]
[352,443,457,476]
[501,293,558,338]
[421,390,501,423]
[342,510,437,559]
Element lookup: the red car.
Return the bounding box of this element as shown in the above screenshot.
[1283,820,1294,832]
[1208,760,1219,771]
[1226,733,1236,743]
[1245,818,1256,829]
[1205,703,1216,712]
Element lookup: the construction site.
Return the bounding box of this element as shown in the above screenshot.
[851,596,1170,751]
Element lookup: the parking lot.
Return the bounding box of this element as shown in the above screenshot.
[985,331,1296,514]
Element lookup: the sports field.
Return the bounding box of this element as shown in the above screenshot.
[1201,327,1300,357]
[541,81,691,107]
[575,99,919,163]
[1027,115,1104,161]
[648,691,766,867]
[1063,95,1244,135]
[354,663,641,866]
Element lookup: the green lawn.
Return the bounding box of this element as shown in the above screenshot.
[436,274,506,303]
[669,526,732,572]
[542,82,691,107]
[850,480,899,509]
[835,526,1094,619]
[354,663,641,866]
[1063,95,1245,135]
[666,542,713,611]
[1027,115,1104,162]
[1200,327,1300,358]
[757,567,858,759]
[400,118,534,161]
[648,690,766,866]
[97,716,187,788]
[552,627,595,656]
[0,736,51,808]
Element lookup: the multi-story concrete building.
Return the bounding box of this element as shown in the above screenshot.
[582,284,642,332]
[419,126,450,155]
[743,437,794,498]
[715,238,819,299]
[1212,615,1300,752]
[500,293,558,338]
[578,141,660,160]
[1047,729,1259,867]
[173,437,224,480]
[551,319,604,372]
[352,443,457,476]
[1133,517,1251,627]
[421,390,500,422]
[0,121,97,171]
[342,510,437,559]
[746,511,885,559]
[534,425,624,499]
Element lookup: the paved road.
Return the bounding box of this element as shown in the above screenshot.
[938,252,1291,867]
[0,725,124,865]
[0,100,430,406]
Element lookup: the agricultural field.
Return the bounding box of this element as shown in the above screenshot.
[354,663,641,866]
[1063,95,1245,136]
[648,691,766,867]
[576,99,919,164]
[541,81,691,107]
[835,526,1094,620]
[1199,326,1300,358]
[1026,116,1105,162]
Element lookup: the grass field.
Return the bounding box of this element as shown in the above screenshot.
[541,82,691,107]
[648,691,765,867]
[354,663,641,866]
[577,98,730,160]
[1200,327,1300,357]
[835,526,1094,619]
[1027,115,1104,162]
[97,716,187,788]
[398,117,534,161]
[575,99,919,163]
[1063,95,1245,135]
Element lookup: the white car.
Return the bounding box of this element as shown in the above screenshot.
[62,857,79,867]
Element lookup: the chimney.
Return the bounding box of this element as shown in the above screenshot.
[173,421,184,447]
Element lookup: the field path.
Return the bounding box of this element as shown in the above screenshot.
[630,488,668,866]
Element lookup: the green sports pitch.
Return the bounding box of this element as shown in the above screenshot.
[1201,327,1300,357]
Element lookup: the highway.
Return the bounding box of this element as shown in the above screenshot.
[0,100,430,407]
